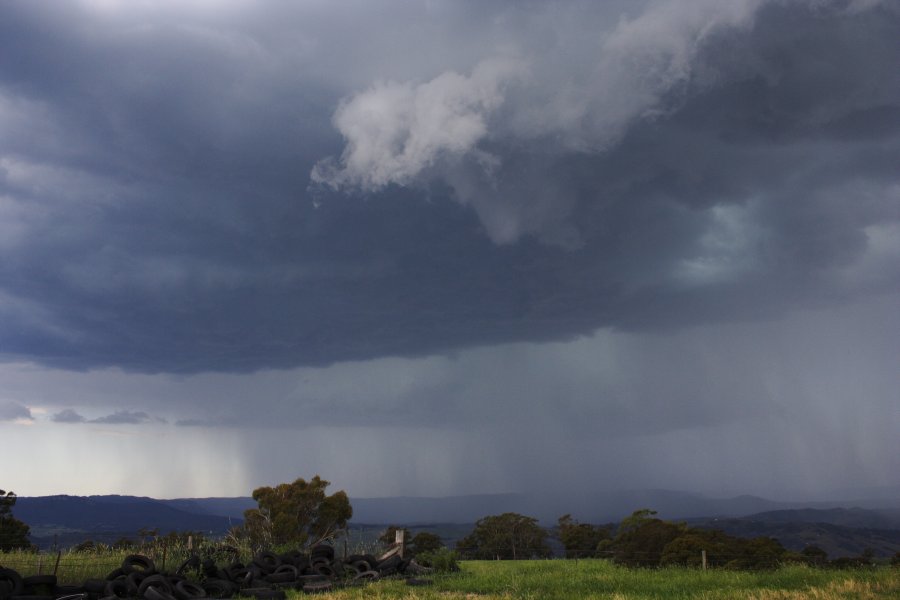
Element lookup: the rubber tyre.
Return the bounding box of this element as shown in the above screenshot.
[173,581,206,600]
[310,565,333,579]
[237,589,283,600]
[52,586,85,599]
[103,579,129,599]
[251,553,279,575]
[104,569,125,582]
[143,588,177,600]
[309,545,333,561]
[82,580,107,595]
[175,557,200,577]
[199,580,234,600]
[121,556,156,576]
[0,570,24,597]
[260,573,292,586]
[350,560,372,573]
[351,571,379,584]
[300,582,331,594]
[138,575,172,599]
[23,577,56,591]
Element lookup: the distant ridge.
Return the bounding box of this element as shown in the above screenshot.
[15,495,241,549]
[15,489,899,553]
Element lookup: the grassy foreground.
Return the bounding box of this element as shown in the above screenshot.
[299,559,900,600]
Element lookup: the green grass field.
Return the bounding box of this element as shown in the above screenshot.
[3,552,898,599]
[303,560,900,600]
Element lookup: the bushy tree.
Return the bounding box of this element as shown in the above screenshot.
[611,512,686,567]
[723,536,787,570]
[456,512,550,560]
[660,530,733,567]
[242,475,352,548]
[557,514,610,558]
[410,531,444,555]
[800,545,828,566]
[0,489,31,551]
[605,509,789,569]
[378,525,410,547]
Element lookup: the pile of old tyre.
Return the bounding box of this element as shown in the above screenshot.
[0,545,433,600]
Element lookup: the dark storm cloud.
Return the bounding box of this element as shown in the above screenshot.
[0,0,897,374]
[0,400,32,421]
[89,410,161,425]
[51,408,87,423]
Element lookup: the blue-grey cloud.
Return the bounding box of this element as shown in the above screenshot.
[0,0,897,377]
[51,408,87,423]
[0,400,32,421]
[90,410,160,425]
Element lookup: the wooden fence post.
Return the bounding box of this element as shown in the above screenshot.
[701,550,707,571]
[395,529,405,558]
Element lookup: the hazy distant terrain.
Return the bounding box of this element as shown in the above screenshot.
[15,490,900,556]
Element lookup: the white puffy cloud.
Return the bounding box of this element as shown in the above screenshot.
[313,0,772,244]
[311,57,524,192]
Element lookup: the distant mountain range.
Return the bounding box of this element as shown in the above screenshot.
[689,508,900,558]
[14,490,900,556]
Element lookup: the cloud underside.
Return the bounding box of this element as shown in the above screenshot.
[50,408,162,425]
[0,0,897,374]
[0,400,32,422]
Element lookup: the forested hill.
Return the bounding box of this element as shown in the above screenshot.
[14,495,240,548]
[688,508,900,558]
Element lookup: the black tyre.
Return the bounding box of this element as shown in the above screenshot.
[309,545,333,562]
[310,564,333,579]
[350,560,372,573]
[175,557,200,577]
[199,580,234,600]
[0,570,25,598]
[173,581,206,600]
[103,579,129,599]
[23,576,56,592]
[251,553,279,575]
[143,588,176,600]
[351,571,379,584]
[222,568,248,585]
[300,581,331,594]
[52,586,85,599]
[122,556,156,576]
[260,573,292,586]
[104,569,125,582]
[82,580,107,595]
[237,588,283,600]
[138,575,172,599]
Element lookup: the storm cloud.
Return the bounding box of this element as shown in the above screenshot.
[0,400,32,422]
[0,0,897,501]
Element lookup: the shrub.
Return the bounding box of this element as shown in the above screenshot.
[416,548,460,572]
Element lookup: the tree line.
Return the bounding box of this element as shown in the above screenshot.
[4,480,898,569]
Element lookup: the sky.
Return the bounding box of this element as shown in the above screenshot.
[1,0,898,505]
